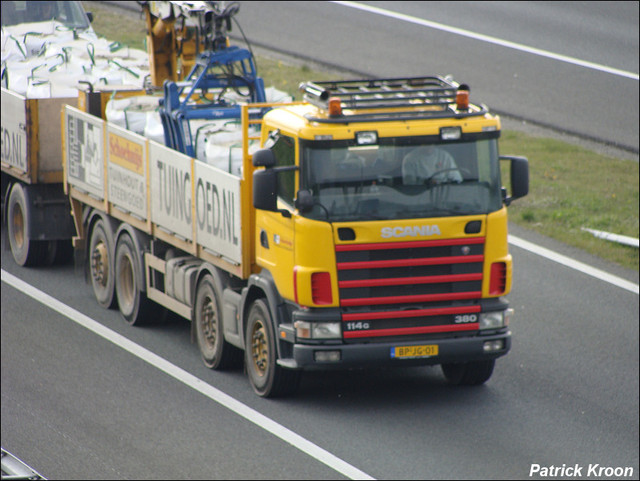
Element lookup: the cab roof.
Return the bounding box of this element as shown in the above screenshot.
[265,77,500,140]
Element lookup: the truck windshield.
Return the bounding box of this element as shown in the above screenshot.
[300,136,503,221]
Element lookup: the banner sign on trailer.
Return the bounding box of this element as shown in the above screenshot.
[195,161,242,264]
[149,140,194,241]
[65,107,105,198]
[64,106,243,266]
[1,88,28,173]
[107,124,147,219]
[149,140,243,264]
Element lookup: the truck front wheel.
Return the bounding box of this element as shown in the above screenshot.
[194,274,242,369]
[245,299,300,397]
[441,359,495,385]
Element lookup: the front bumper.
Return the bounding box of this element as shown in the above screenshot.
[279,330,511,371]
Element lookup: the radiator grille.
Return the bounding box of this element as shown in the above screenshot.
[336,238,484,341]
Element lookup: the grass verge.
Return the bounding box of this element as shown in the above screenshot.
[500,132,638,269]
[87,2,639,271]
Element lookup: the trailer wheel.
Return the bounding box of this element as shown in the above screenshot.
[7,183,48,266]
[245,299,300,397]
[114,233,157,325]
[194,274,242,369]
[89,219,116,308]
[441,359,495,385]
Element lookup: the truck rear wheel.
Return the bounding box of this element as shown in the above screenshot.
[441,359,495,385]
[89,219,116,308]
[245,299,300,397]
[114,233,158,325]
[7,183,52,266]
[194,274,242,369]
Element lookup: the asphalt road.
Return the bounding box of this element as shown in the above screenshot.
[232,1,639,153]
[105,1,639,153]
[2,222,638,479]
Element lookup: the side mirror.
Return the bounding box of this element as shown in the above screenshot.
[252,149,298,216]
[500,156,529,205]
[253,168,277,212]
[253,149,276,168]
[294,189,314,213]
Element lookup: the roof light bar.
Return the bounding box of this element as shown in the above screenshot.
[456,84,470,110]
[328,97,342,117]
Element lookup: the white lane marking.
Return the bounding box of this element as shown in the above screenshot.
[332,1,639,81]
[508,235,639,295]
[0,270,375,481]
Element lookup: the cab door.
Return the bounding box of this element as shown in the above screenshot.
[254,130,298,302]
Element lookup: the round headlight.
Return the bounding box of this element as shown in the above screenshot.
[479,311,504,330]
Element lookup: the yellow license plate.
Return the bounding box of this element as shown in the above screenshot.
[391,345,439,359]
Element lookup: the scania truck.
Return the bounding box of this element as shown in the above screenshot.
[6,1,529,397]
[63,70,528,397]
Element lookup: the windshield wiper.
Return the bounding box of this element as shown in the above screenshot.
[395,205,480,217]
[329,211,386,221]
[429,177,480,187]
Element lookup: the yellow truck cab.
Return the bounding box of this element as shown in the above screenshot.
[249,77,528,394]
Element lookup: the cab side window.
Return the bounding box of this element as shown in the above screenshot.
[269,133,296,206]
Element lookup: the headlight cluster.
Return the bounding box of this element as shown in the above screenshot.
[294,321,342,340]
[479,308,513,330]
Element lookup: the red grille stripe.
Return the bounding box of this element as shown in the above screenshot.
[342,305,481,321]
[337,254,483,270]
[343,323,479,338]
[336,237,485,252]
[339,272,482,288]
[341,291,481,307]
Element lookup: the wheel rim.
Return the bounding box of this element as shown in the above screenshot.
[11,204,25,249]
[91,241,108,286]
[118,253,135,310]
[250,320,269,377]
[200,295,218,349]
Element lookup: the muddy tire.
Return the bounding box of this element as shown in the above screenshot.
[245,299,300,397]
[114,233,158,325]
[194,274,242,369]
[7,184,50,266]
[89,219,116,308]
